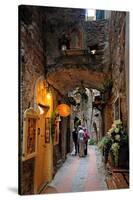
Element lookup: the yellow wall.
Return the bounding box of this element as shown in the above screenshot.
[43,86,53,181]
[34,78,54,192]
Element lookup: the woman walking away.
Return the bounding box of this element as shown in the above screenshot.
[78,126,85,157]
[72,128,78,155]
[83,127,90,156]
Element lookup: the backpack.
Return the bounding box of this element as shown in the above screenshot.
[83,131,90,141]
[78,130,84,141]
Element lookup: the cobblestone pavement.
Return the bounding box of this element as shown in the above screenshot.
[42,145,108,194]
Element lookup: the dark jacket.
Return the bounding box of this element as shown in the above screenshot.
[72,129,78,142]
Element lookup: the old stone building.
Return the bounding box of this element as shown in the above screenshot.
[19,5,129,195]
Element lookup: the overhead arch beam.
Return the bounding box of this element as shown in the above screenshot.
[47,66,108,95]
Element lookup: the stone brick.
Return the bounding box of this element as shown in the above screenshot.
[109,11,128,128]
[19,5,46,194]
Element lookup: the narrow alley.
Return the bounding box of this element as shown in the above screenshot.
[19,5,129,196]
[41,145,107,194]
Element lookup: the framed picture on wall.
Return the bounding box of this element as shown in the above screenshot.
[45,117,51,143]
[114,96,120,120]
[22,108,39,161]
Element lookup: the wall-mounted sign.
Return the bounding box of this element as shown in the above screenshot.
[22,107,39,161]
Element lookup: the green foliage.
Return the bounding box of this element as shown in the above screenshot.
[98,134,112,151]
[111,142,119,167]
[74,117,81,128]
[88,138,96,145]
[101,119,129,167]
[121,133,128,144]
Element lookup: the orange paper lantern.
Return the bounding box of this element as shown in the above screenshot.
[57,104,71,117]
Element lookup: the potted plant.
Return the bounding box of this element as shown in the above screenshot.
[98,119,129,168]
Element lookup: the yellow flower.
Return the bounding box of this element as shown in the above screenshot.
[115,134,121,141]
[108,128,114,134]
[114,119,122,125]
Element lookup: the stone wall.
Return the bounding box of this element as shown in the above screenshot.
[19,5,46,194]
[20,5,46,118]
[43,7,86,66]
[85,19,110,72]
[85,19,109,46]
[109,11,128,130]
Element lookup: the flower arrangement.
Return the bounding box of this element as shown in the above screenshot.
[98,119,128,168]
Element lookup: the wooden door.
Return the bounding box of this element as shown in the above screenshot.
[34,114,46,193]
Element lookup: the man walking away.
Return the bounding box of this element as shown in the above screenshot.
[72,128,78,155]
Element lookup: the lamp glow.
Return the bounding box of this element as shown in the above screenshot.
[91,50,96,54]
[46,92,51,99]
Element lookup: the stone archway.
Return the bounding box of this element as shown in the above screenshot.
[46,65,108,149]
[47,66,107,95]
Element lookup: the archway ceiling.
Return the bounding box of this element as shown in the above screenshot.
[47,66,108,95]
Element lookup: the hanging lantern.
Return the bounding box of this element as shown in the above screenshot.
[57,104,71,117]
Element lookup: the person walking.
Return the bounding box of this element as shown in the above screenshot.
[72,128,78,155]
[78,126,85,157]
[83,127,90,156]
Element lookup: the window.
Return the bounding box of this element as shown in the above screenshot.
[85,9,96,21]
[96,10,105,20]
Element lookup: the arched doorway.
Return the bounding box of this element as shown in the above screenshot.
[34,76,54,193]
